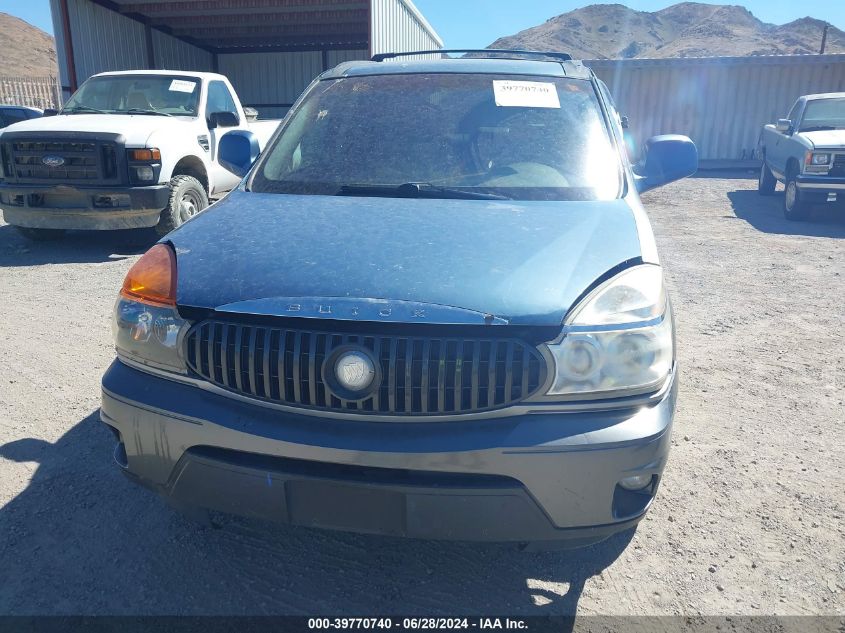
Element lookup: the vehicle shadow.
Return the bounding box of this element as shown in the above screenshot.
[0,411,633,620]
[692,168,759,180]
[727,190,845,238]
[0,223,156,267]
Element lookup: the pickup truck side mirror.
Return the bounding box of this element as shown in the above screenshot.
[776,119,792,134]
[219,130,260,177]
[634,134,698,193]
[42,108,59,117]
[208,111,239,130]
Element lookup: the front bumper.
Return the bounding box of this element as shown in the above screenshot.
[795,175,845,203]
[0,183,169,229]
[100,360,676,543]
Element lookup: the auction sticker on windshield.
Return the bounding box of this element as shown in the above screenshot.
[169,79,196,93]
[493,80,560,109]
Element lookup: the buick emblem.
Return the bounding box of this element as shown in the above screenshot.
[334,351,375,392]
[42,155,65,167]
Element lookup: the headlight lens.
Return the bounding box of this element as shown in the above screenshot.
[810,152,831,166]
[113,298,188,373]
[546,265,673,398]
[113,243,188,374]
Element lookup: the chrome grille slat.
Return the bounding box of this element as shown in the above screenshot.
[307,334,318,406]
[233,327,244,392]
[292,332,302,404]
[185,321,546,417]
[262,330,272,400]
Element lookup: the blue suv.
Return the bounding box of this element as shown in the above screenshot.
[102,50,697,548]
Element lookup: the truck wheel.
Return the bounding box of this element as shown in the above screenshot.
[156,175,209,236]
[783,173,810,221]
[15,227,66,241]
[757,160,776,195]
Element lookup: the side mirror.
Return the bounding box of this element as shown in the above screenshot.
[219,130,260,177]
[635,134,698,193]
[207,111,239,129]
[776,118,792,134]
[42,108,58,117]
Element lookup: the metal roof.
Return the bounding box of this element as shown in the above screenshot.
[103,0,374,53]
[324,57,593,80]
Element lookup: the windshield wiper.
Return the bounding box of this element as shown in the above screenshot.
[61,105,106,114]
[337,182,511,200]
[125,108,173,117]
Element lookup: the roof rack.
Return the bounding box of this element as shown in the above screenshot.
[371,49,573,62]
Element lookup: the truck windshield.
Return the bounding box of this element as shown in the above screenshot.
[62,75,201,117]
[251,73,622,201]
[800,98,845,131]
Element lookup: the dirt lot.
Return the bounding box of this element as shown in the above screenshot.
[0,174,843,618]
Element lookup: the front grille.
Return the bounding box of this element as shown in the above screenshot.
[185,321,547,416]
[831,153,845,177]
[2,137,121,184]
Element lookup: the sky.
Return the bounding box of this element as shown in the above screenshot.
[5,0,845,47]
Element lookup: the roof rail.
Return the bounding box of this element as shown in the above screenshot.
[371,49,573,62]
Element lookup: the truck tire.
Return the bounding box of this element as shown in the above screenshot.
[783,171,810,221]
[757,159,776,195]
[15,227,66,241]
[155,175,209,237]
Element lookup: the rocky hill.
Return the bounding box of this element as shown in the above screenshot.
[0,12,58,77]
[487,2,845,59]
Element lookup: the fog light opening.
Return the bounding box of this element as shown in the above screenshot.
[113,442,129,470]
[619,473,653,491]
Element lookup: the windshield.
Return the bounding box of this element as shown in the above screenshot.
[251,73,622,201]
[800,98,845,131]
[63,75,201,116]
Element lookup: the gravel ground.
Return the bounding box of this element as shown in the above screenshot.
[0,174,843,618]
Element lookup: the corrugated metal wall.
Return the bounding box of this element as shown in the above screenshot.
[217,51,324,119]
[152,30,214,72]
[62,0,147,81]
[588,55,845,162]
[217,50,369,119]
[50,0,212,99]
[49,0,71,99]
[370,0,443,59]
[326,49,370,67]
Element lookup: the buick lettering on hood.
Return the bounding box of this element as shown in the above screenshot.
[101,50,698,548]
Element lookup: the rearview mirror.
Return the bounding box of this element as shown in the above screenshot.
[219,130,260,177]
[776,118,792,133]
[635,135,698,193]
[208,111,239,129]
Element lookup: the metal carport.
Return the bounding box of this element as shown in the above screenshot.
[49,0,443,117]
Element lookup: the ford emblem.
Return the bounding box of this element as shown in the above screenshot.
[42,155,66,167]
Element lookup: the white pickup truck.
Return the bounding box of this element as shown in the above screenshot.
[758,92,845,220]
[0,70,280,239]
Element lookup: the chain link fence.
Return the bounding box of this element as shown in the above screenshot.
[0,76,63,110]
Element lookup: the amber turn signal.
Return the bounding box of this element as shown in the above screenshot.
[128,148,161,162]
[120,244,177,306]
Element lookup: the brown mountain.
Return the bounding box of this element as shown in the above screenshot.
[0,12,58,77]
[487,2,845,59]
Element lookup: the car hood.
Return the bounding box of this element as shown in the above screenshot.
[0,113,195,146]
[800,129,845,149]
[168,190,644,326]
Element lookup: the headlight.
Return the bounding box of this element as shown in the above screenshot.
[113,244,188,374]
[546,265,673,398]
[810,152,831,166]
[113,298,188,373]
[127,147,162,184]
